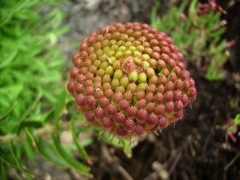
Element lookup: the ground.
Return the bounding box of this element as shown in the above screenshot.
[30,0,240,179]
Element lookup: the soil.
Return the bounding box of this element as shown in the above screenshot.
[31,0,240,180]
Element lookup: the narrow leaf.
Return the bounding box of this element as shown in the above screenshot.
[1,160,7,180]
[35,138,68,168]
[52,134,91,176]
[71,119,92,164]
[24,128,38,161]
[0,148,17,167]
[10,141,33,176]
[54,89,67,121]
[0,50,18,69]
[16,94,42,134]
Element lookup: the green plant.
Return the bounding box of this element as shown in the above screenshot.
[0,0,95,178]
[151,0,228,80]
[67,22,197,139]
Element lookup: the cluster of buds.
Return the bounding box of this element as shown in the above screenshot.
[67,22,197,139]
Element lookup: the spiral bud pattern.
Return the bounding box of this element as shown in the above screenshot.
[67,22,197,139]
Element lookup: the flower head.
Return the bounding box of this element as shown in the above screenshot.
[67,22,197,139]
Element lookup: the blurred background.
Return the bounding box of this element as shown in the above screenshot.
[0,0,239,179]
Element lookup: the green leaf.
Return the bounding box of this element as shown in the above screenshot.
[189,0,198,20]
[17,94,42,134]
[234,114,240,125]
[24,128,37,161]
[1,84,24,102]
[1,160,7,180]
[52,134,91,176]
[178,0,187,13]
[18,121,43,130]
[209,27,225,38]
[215,40,226,53]
[123,140,133,158]
[205,65,224,81]
[39,70,61,83]
[23,140,35,162]
[54,89,67,121]
[36,138,68,168]
[0,147,17,168]
[71,119,92,164]
[39,86,57,104]
[10,141,33,176]
[0,102,17,120]
[0,50,18,69]
[44,108,55,123]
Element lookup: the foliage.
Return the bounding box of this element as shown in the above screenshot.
[0,0,93,178]
[151,0,228,81]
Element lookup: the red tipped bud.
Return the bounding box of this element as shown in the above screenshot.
[159,116,168,128]
[102,117,114,129]
[124,119,135,131]
[135,124,146,137]
[85,111,95,122]
[94,107,105,119]
[147,114,158,125]
[127,106,138,118]
[107,104,117,116]
[117,126,128,137]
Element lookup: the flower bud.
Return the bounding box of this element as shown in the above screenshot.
[67,22,197,139]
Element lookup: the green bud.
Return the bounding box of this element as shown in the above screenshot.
[119,46,127,51]
[134,57,142,65]
[128,70,138,82]
[108,56,116,64]
[113,60,120,70]
[100,61,108,69]
[127,83,137,93]
[114,69,123,79]
[129,46,137,52]
[146,67,155,77]
[111,79,120,89]
[111,44,118,51]
[106,66,114,75]
[107,50,115,57]
[142,54,150,61]
[133,50,142,57]
[120,76,129,87]
[123,49,132,57]
[143,61,150,69]
[138,73,147,83]
[137,83,148,91]
[115,51,123,59]
[124,41,132,47]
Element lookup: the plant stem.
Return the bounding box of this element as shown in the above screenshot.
[0,120,85,145]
